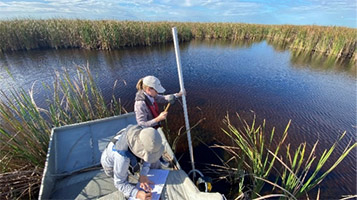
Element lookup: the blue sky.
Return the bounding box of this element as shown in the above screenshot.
[0,0,356,28]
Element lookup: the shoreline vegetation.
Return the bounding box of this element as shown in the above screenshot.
[0,19,356,64]
[0,66,123,199]
[0,66,356,199]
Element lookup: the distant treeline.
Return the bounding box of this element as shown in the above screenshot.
[0,19,355,61]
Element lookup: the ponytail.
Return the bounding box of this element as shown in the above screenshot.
[136,78,144,90]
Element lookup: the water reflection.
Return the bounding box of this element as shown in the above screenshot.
[189,38,265,49]
[290,50,356,76]
[266,39,356,76]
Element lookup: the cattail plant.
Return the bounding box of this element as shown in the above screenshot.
[0,65,124,199]
[0,20,355,62]
[218,113,356,199]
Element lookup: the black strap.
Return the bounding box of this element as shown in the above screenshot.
[110,138,118,144]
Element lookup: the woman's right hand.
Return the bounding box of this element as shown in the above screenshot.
[136,190,152,200]
[155,111,167,122]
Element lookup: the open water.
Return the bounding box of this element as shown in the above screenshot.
[0,39,356,199]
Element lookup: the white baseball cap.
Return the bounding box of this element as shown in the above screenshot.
[143,75,166,93]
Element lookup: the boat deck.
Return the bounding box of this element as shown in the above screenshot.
[50,168,124,199]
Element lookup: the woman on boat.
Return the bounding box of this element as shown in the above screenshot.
[135,75,183,128]
[101,125,164,200]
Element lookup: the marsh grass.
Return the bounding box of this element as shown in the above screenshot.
[0,20,355,62]
[0,165,41,199]
[0,65,124,199]
[217,113,356,199]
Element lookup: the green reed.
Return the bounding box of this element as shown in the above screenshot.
[47,65,123,126]
[275,132,356,199]
[220,113,356,199]
[0,65,123,199]
[0,19,355,62]
[221,114,290,198]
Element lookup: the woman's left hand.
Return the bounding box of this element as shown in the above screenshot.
[139,175,153,192]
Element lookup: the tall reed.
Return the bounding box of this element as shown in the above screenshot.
[275,132,356,199]
[0,20,355,62]
[221,114,290,198]
[0,65,123,199]
[219,113,356,199]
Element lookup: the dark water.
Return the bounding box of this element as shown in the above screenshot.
[0,40,356,199]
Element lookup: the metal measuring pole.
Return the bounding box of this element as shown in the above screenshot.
[171,27,196,175]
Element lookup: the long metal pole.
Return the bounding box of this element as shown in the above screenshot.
[172,27,195,173]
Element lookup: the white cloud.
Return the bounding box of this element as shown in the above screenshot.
[290,0,355,13]
[184,0,191,7]
[0,0,129,19]
[210,1,261,17]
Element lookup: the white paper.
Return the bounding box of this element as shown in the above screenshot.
[129,169,169,200]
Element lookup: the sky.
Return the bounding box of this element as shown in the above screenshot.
[0,0,356,28]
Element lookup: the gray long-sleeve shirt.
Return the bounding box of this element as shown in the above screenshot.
[134,90,174,127]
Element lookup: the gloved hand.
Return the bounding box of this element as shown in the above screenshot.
[167,94,176,105]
